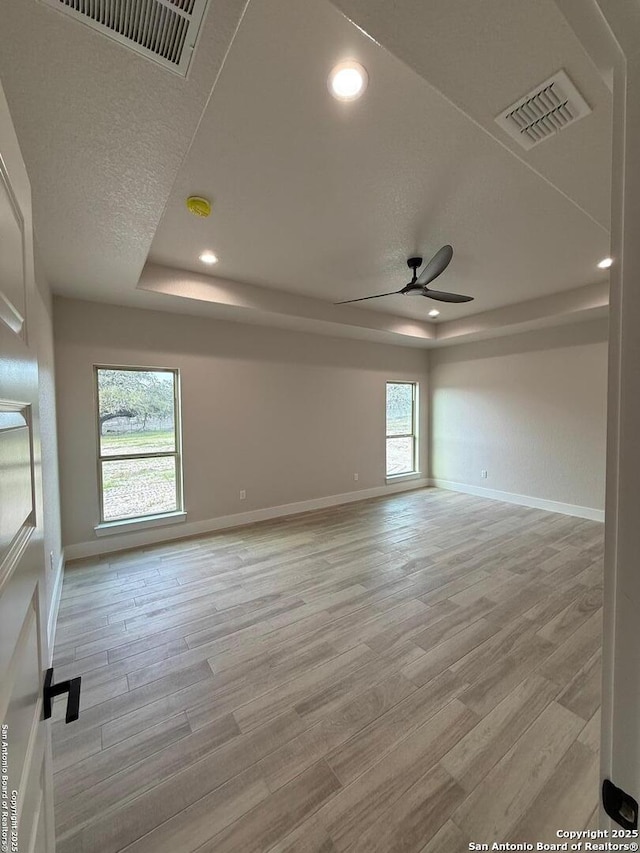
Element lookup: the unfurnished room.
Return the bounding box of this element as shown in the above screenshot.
[2,1,640,852]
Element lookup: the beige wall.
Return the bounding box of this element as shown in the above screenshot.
[54,297,430,551]
[429,319,608,513]
[53,298,608,553]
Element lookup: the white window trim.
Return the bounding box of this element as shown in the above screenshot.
[94,364,184,527]
[385,380,419,479]
[386,471,422,485]
[94,510,187,537]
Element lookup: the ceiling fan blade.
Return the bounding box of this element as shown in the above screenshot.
[416,244,453,286]
[334,290,402,304]
[422,287,473,302]
[424,289,473,303]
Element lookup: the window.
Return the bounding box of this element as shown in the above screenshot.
[386,381,418,476]
[96,367,183,523]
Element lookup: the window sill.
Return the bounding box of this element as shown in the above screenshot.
[385,472,421,484]
[94,511,187,537]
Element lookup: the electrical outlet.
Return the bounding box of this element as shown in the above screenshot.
[353,473,359,481]
[49,550,55,570]
[239,490,246,500]
[481,469,488,479]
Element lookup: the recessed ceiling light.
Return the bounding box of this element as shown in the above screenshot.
[428,309,440,318]
[328,60,368,101]
[199,251,218,265]
[597,257,613,269]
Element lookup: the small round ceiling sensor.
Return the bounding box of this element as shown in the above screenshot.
[186,196,212,217]
[328,60,368,101]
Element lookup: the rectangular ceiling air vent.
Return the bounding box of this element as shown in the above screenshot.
[495,70,591,150]
[40,0,210,76]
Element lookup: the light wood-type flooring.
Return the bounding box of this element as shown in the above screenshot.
[52,488,604,853]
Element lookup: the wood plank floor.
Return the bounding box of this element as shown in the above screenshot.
[51,488,604,853]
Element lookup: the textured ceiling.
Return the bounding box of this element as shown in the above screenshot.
[0,0,613,345]
[330,0,613,228]
[0,0,249,295]
[149,0,610,323]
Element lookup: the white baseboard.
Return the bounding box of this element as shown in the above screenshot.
[47,550,65,661]
[430,479,605,522]
[64,478,432,560]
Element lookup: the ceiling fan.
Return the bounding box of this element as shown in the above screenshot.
[334,245,473,305]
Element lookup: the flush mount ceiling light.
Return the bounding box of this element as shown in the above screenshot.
[328,60,368,101]
[597,257,613,269]
[199,251,218,265]
[428,309,440,318]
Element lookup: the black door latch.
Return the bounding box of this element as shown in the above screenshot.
[603,779,638,830]
[43,667,81,724]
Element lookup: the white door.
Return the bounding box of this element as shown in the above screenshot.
[0,79,55,852]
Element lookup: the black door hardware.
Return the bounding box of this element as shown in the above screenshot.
[603,779,638,830]
[43,667,81,724]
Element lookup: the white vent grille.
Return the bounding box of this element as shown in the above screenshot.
[40,0,210,76]
[495,70,591,150]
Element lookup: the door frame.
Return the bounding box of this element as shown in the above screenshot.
[551,0,640,828]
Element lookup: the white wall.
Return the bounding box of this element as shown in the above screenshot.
[54,297,430,554]
[429,319,608,515]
